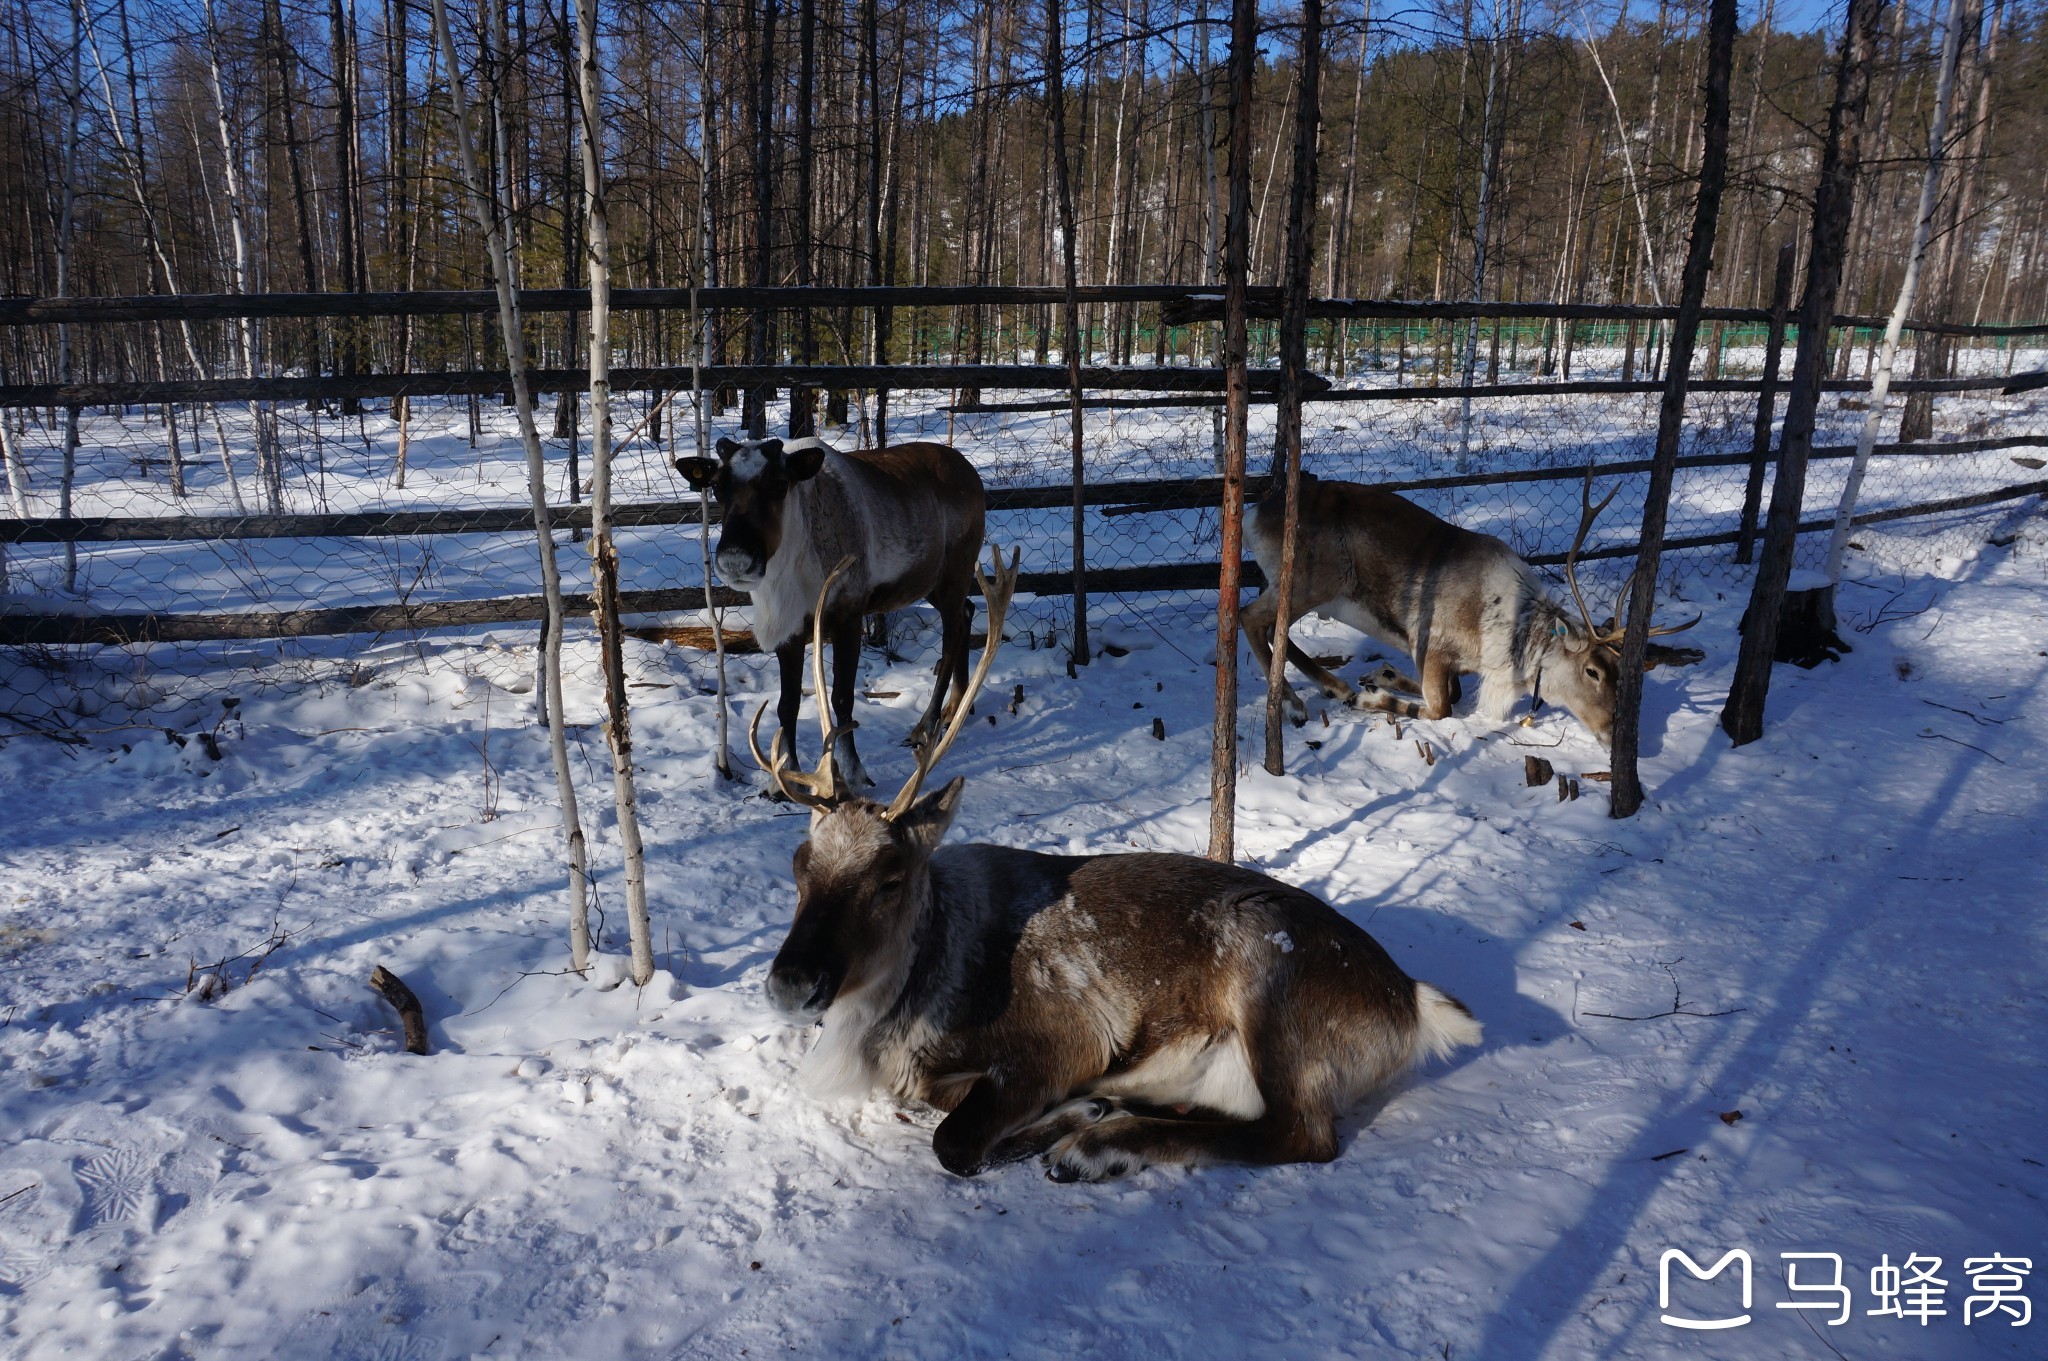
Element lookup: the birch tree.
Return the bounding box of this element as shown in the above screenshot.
[430,0,594,973]
[1821,0,1970,596]
[574,0,656,987]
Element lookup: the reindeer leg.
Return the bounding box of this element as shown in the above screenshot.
[930,1072,1071,1178]
[830,619,874,789]
[1419,652,1461,720]
[987,1096,1123,1165]
[771,641,806,782]
[1283,639,1361,707]
[1362,661,1424,697]
[1346,681,1422,720]
[1243,591,1353,723]
[908,593,970,750]
[1042,1098,1338,1183]
[1041,1025,1347,1182]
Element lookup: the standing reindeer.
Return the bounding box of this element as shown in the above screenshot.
[677,435,985,789]
[1241,469,1698,747]
[754,551,1482,1182]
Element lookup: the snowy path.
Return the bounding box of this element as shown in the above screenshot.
[3,521,2045,1359]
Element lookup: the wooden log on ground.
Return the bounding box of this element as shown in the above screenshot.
[625,624,761,653]
[369,964,430,1055]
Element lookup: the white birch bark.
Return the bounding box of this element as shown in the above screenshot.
[573,0,655,988]
[429,0,592,973]
[1824,0,1969,583]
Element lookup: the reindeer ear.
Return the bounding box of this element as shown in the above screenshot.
[715,436,740,459]
[896,776,964,856]
[675,456,719,489]
[784,441,828,481]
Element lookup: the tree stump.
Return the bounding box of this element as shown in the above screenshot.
[1741,569,1850,668]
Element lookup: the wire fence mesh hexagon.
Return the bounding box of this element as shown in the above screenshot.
[2,315,2043,743]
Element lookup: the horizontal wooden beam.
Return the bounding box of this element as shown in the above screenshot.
[0,564,1227,645]
[1157,295,2048,337]
[6,435,2040,544]
[952,372,2030,412]
[1,286,2042,336]
[0,363,1329,410]
[0,285,1211,325]
[8,480,2042,648]
[8,360,2028,411]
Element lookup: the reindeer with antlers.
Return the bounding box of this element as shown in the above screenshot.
[678,434,985,791]
[1241,468,1699,748]
[754,548,1481,1182]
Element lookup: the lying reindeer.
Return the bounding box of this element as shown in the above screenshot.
[1241,469,1698,747]
[677,435,985,789]
[753,550,1482,1182]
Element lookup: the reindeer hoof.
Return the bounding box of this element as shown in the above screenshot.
[1043,1140,1135,1184]
[1043,1123,1138,1182]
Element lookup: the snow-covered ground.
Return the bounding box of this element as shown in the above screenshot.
[3,494,2046,1358]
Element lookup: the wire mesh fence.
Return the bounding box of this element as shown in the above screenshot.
[3,305,2043,742]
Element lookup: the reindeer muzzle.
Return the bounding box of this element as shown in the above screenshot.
[766,965,836,1019]
[714,546,766,590]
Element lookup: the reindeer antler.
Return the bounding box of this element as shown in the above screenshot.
[1566,466,1702,645]
[884,545,1021,821]
[1565,464,1622,646]
[751,556,857,806]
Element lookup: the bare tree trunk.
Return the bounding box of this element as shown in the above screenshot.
[1824,0,1969,588]
[431,0,593,973]
[1900,0,1999,441]
[1209,0,1255,864]
[1045,0,1089,666]
[1325,9,1370,374]
[789,0,816,438]
[266,0,321,459]
[1722,0,1885,747]
[745,0,779,438]
[1,397,26,517]
[1200,7,1224,464]
[1734,240,1796,564]
[57,0,80,593]
[695,10,732,781]
[329,0,364,415]
[1264,0,1321,776]
[1456,7,1504,467]
[575,0,655,988]
[1610,0,1735,818]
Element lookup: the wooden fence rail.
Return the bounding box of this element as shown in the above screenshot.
[1,365,2032,412]
[4,285,2046,336]
[5,434,2040,545]
[6,478,2041,648]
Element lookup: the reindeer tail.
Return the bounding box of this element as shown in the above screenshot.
[1411,982,1483,1065]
